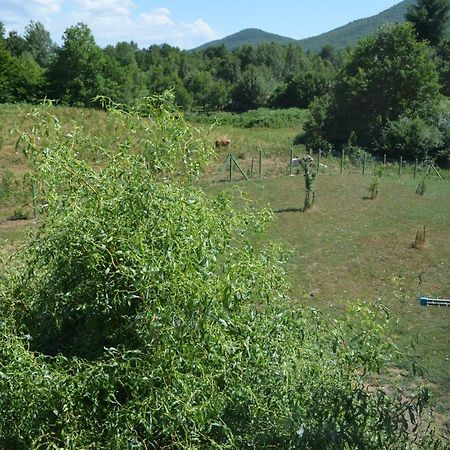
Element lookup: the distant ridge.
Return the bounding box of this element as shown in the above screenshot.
[299,0,416,52]
[193,28,297,51]
[191,0,417,52]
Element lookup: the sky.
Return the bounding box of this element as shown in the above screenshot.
[1,0,404,50]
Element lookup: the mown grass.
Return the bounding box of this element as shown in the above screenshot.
[1,104,449,434]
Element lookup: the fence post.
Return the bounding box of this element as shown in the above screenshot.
[317,149,321,172]
[289,148,293,175]
[414,159,418,179]
[398,156,403,177]
[383,154,387,172]
[340,149,344,174]
[362,153,366,176]
[229,153,232,182]
[259,149,262,179]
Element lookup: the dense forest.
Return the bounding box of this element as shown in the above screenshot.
[1,0,450,165]
[0,20,339,111]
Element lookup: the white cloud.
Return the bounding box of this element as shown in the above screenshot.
[140,8,174,27]
[182,18,216,39]
[0,1,220,49]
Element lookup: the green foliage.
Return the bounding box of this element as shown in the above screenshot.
[324,23,441,149]
[0,40,45,103]
[378,115,444,160]
[24,20,56,68]
[5,30,27,57]
[271,69,332,109]
[342,132,372,164]
[368,175,381,199]
[406,0,450,46]
[0,169,14,202]
[299,96,333,154]
[377,100,450,164]
[231,64,275,111]
[0,97,443,448]
[47,23,108,106]
[300,155,317,210]
[187,107,308,129]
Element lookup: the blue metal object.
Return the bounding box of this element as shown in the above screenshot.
[420,297,450,307]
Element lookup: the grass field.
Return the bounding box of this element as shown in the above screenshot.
[205,173,450,426]
[1,105,449,434]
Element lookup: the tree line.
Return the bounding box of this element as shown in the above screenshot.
[0,20,339,111]
[1,0,450,164]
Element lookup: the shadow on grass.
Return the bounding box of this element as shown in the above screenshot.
[275,207,304,213]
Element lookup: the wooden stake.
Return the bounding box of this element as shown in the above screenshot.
[259,150,262,179]
[231,154,249,180]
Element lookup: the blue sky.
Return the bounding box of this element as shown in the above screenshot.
[2,1,403,49]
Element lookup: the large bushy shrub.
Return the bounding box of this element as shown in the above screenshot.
[377,100,450,165]
[0,96,443,449]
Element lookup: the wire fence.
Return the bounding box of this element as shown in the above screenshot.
[214,149,447,183]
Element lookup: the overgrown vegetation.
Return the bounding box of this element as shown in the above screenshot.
[187,107,308,128]
[0,98,445,448]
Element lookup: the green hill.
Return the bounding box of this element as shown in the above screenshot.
[192,0,416,52]
[192,28,297,51]
[299,0,416,52]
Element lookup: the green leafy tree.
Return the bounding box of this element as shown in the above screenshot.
[324,24,441,149]
[185,71,229,111]
[0,40,44,103]
[233,44,257,70]
[5,30,27,57]
[406,0,450,46]
[0,42,17,102]
[436,37,450,95]
[271,70,331,108]
[47,23,107,106]
[24,20,56,68]
[231,64,274,111]
[214,52,241,84]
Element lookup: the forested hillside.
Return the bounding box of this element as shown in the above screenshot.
[193,28,298,51]
[298,0,416,51]
[193,1,416,52]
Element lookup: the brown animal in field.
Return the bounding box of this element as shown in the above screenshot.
[215,137,231,148]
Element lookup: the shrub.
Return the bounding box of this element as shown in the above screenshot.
[378,115,444,160]
[0,95,443,449]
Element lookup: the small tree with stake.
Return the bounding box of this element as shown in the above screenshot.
[301,155,317,210]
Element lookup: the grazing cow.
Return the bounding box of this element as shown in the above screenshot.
[215,137,231,149]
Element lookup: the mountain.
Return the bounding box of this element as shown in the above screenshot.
[193,28,297,51]
[191,0,416,52]
[299,0,416,52]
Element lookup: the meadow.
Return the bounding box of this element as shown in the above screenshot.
[1,104,449,439]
